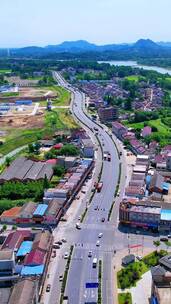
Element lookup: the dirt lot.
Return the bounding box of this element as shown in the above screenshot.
[19,87,56,98]
[0,113,44,129]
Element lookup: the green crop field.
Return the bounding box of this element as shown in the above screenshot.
[125,75,145,82]
[0,69,11,74]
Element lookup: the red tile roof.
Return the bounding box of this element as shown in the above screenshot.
[53,143,63,149]
[1,230,31,250]
[24,248,45,266]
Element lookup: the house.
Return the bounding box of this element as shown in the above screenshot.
[166,153,171,171]
[16,202,37,224]
[141,126,152,138]
[1,230,31,251]
[112,121,127,139]
[81,138,94,158]
[122,254,135,266]
[44,199,63,224]
[0,207,22,223]
[0,250,15,276]
[149,172,165,194]
[8,278,37,304]
[32,204,48,224]
[24,249,45,266]
[32,230,52,253]
[98,106,118,122]
[0,157,54,183]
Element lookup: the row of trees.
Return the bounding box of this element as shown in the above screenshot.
[45,144,80,160]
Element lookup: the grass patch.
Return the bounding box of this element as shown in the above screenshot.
[52,86,71,106]
[1,92,19,97]
[118,293,132,304]
[117,250,167,289]
[125,75,144,82]
[0,69,11,74]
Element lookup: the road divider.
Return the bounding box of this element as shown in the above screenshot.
[98,260,102,304]
[60,245,74,304]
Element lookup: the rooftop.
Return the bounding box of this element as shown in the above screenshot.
[161,209,171,221]
[16,241,33,257]
[0,207,21,218]
[33,204,48,217]
[0,250,13,260]
[8,278,36,304]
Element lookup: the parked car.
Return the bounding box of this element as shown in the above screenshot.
[160,237,168,242]
[62,238,67,243]
[101,218,105,222]
[136,255,143,261]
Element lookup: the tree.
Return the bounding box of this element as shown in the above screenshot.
[2,224,7,231]
[5,157,11,167]
[53,165,65,176]
[153,240,160,252]
[43,174,49,189]
[28,143,35,154]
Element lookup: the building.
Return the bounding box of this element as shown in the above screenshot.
[122,254,135,266]
[0,207,22,223]
[112,121,127,139]
[1,230,31,251]
[81,138,94,158]
[151,255,171,304]
[98,106,118,122]
[119,199,171,232]
[166,153,171,171]
[119,200,161,230]
[32,204,48,224]
[0,157,53,184]
[149,172,168,194]
[8,278,37,304]
[16,202,37,224]
[0,250,15,276]
[141,126,152,138]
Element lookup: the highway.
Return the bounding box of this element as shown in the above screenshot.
[53,71,123,304]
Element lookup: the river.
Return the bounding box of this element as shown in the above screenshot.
[98,60,171,76]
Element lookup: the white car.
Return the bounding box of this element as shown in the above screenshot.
[64,252,69,259]
[96,240,100,247]
[136,255,143,261]
[98,233,103,238]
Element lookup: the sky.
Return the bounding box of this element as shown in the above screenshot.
[0,0,170,47]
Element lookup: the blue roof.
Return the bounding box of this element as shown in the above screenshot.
[33,204,48,216]
[146,175,151,185]
[21,265,44,276]
[16,241,33,257]
[161,209,171,221]
[80,159,92,167]
[162,182,169,190]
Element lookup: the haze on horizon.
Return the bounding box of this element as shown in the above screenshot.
[0,0,170,48]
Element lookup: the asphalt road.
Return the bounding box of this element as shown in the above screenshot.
[53,71,123,304]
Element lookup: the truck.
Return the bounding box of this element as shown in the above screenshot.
[63,296,69,303]
[92,257,98,268]
[96,182,103,193]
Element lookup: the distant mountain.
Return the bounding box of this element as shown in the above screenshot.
[2,38,171,59]
[133,39,160,50]
[158,41,171,48]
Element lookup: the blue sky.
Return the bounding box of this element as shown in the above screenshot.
[0,0,170,47]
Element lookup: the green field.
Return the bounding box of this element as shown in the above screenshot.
[126,118,170,136]
[0,92,19,97]
[125,75,145,82]
[51,86,71,106]
[0,69,11,74]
